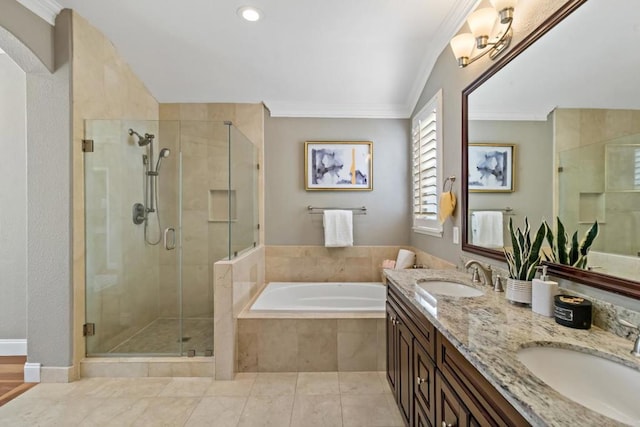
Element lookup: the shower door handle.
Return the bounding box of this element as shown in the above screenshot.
[163,227,176,250]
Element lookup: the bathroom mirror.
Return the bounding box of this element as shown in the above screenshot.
[462,0,640,299]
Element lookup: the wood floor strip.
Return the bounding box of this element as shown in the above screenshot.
[0,356,26,364]
[0,383,36,407]
[0,356,30,407]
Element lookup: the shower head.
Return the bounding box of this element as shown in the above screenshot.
[155,148,171,172]
[128,128,154,146]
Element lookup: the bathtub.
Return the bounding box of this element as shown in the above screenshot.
[250,282,386,312]
[238,281,387,372]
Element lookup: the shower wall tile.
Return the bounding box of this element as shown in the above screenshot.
[207,104,236,122]
[72,10,159,363]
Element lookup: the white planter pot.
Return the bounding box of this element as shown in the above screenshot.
[506,278,532,306]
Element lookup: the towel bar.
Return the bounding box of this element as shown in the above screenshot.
[307,205,367,215]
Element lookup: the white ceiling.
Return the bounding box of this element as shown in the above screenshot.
[469,0,640,121]
[22,0,478,118]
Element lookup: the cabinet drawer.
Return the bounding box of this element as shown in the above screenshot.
[436,333,530,427]
[388,285,436,360]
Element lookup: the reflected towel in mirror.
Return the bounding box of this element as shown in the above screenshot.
[471,211,503,248]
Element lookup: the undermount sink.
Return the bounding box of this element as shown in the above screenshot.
[517,346,640,425]
[416,280,484,298]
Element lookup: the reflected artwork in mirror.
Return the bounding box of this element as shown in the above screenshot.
[461,0,640,299]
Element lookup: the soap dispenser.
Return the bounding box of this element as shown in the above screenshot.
[531,266,559,317]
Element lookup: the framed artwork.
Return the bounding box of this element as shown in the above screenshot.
[305,141,373,191]
[468,143,515,192]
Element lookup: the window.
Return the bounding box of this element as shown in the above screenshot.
[412,89,443,236]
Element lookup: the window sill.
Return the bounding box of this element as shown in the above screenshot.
[412,227,443,238]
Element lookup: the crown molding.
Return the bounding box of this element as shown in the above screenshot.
[266,101,412,119]
[404,0,480,117]
[15,0,63,25]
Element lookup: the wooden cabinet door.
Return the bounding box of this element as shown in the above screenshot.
[436,371,469,427]
[397,319,413,426]
[414,339,436,425]
[415,404,433,427]
[386,302,398,395]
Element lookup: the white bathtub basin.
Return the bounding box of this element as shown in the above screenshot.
[517,346,640,425]
[250,282,386,311]
[416,280,484,298]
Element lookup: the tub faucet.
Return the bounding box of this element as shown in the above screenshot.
[464,260,493,289]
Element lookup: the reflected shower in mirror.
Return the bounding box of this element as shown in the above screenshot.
[462,0,640,297]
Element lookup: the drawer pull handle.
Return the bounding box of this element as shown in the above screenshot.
[416,376,426,385]
[442,422,454,427]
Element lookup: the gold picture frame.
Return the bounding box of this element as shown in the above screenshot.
[468,143,516,192]
[304,141,373,191]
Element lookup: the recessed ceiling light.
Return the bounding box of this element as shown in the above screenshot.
[237,6,262,22]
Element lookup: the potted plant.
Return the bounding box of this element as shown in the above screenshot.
[503,217,547,305]
[543,217,599,269]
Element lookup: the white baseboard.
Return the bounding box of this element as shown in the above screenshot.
[24,362,41,383]
[0,339,27,356]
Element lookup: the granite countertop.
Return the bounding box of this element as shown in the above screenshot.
[384,268,640,427]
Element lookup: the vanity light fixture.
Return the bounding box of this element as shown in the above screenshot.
[237,6,262,22]
[450,0,517,68]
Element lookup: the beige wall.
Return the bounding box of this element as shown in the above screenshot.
[72,11,159,365]
[264,116,411,246]
[468,119,553,244]
[0,53,27,341]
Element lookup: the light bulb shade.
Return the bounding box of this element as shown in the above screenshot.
[450,33,476,61]
[467,7,498,38]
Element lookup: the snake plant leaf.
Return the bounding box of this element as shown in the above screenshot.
[579,221,599,256]
[542,221,555,263]
[505,217,547,280]
[557,218,568,265]
[569,231,579,265]
[508,218,522,274]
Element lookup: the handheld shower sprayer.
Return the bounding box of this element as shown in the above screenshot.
[155,148,171,172]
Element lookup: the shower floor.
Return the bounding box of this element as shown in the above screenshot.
[108,318,213,355]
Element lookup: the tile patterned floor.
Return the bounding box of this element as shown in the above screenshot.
[109,318,213,355]
[0,371,403,426]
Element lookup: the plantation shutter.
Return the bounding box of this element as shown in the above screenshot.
[412,90,443,235]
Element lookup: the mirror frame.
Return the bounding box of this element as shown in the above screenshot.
[461,0,640,300]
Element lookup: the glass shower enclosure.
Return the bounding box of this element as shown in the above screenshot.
[84,119,258,356]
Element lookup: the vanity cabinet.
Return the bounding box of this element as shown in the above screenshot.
[387,287,436,426]
[386,285,530,427]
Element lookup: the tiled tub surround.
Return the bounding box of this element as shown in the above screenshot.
[385,269,640,426]
[237,316,386,373]
[265,245,455,283]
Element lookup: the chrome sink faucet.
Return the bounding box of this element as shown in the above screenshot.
[618,317,640,357]
[464,260,493,289]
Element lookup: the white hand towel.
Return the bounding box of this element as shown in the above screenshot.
[395,249,416,269]
[471,211,504,248]
[323,210,353,247]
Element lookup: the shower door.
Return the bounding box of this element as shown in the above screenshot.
[84,120,183,356]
